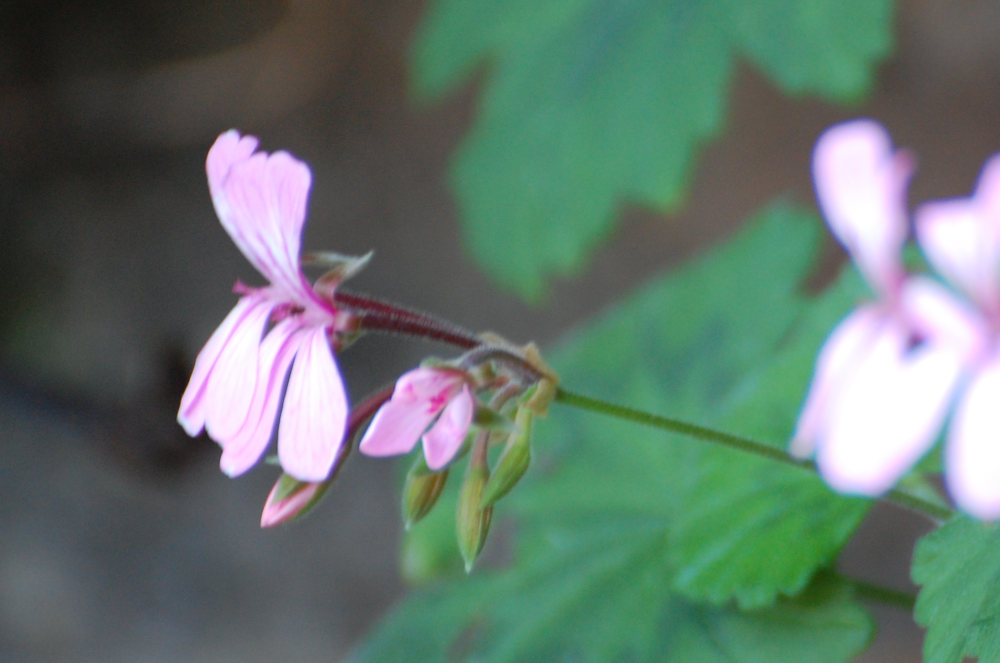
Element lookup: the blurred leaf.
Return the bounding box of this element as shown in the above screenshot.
[354,528,871,663]
[412,0,895,298]
[913,515,1000,663]
[515,202,869,608]
[664,265,870,607]
[358,201,876,660]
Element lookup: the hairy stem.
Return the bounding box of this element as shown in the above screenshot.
[336,290,481,348]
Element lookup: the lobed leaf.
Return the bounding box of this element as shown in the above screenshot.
[412,0,895,298]
[913,515,1000,663]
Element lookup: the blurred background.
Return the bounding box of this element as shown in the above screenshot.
[3,1,1000,660]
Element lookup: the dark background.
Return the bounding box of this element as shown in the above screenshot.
[3,1,999,660]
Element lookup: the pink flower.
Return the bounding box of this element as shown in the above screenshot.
[792,120,972,495]
[177,131,350,482]
[915,156,1000,518]
[358,367,475,470]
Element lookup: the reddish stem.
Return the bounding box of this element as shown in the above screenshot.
[334,290,481,349]
[357,312,480,349]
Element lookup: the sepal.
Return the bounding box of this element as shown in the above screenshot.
[456,463,493,572]
[402,454,450,529]
[309,250,374,297]
[481,406,533,507]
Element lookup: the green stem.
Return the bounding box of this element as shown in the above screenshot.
[840,575,916,611]
[553,387,954,523]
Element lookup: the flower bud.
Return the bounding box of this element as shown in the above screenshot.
[260,474,331,527]
[402,455,450,529]
[481,406,533,507]
[456,464,493,572]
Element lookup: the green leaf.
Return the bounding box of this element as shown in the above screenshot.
[354,528,872,663]
[665,265,871,607]
[412,0,895,298]
[729,0,893,99]
[913,515,1000,663]
[359,202,876,660]
[516,202,869,608]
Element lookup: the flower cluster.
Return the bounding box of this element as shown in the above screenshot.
[793,119,1000,519]
[178,131,557,564]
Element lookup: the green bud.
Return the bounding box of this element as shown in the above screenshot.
[456,465,493,572]
[472,405,516,432]
[481,407,533,507]
[401,455,449,530]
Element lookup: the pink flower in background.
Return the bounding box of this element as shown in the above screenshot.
[178,131,349,482]
[791,120,970,495]
[915,156,1000,518]
[359,367,475,470]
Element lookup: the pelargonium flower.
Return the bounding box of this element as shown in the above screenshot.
[358,367,475,471]
[177,130,350,482]
[791,120,971,495]
[915,157,1000,518]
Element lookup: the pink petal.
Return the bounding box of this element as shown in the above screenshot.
[178,295,262,436]
[791,305,886,458]
[358,398,438,458]
[816,323,962,495]
[916,183,1000,317]
[393,367,466,406]
[219,319,301,477]
[203,297,275,442]
[813,120,912,296]
[422,385,474,470]
[209,135,315,301]
[946,355,1000,519]
[357,368,466,460]
[277,327,348,481]
[206,130,258,202]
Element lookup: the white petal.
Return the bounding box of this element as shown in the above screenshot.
[813,119,912,296]
[900,276,987,361]
[817,324,962,495]
[916,177,1000,316]
[791,305,886,457]
[946,356,1000,519]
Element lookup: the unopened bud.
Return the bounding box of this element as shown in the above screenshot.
[456,464,493,572]
[481,407,533,507]
[260,474,331,527]
[402,455,449,529]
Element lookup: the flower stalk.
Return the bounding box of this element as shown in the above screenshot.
[552,387,954,523]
